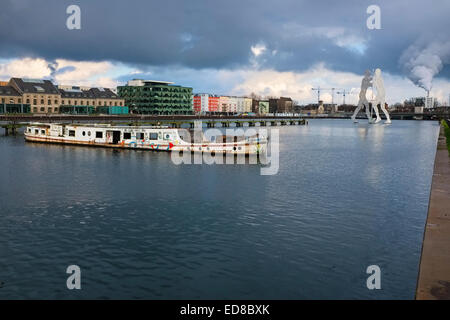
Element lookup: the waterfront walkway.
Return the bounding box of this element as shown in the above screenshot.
[416,124,450,299]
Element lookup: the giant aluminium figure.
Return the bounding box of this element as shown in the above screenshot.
[371,68,391,124]
[351,70,373,123]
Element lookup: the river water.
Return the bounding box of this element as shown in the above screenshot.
[0,119,439,299]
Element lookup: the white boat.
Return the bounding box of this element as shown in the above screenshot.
[24,123,267,155]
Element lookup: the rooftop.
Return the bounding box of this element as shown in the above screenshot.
[126,79,175,86]
[11,78,59,95]
[0,85,21,96]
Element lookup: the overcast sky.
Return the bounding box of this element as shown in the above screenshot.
[0,0,449,104]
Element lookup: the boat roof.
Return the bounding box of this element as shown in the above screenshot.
[27,122,171,129]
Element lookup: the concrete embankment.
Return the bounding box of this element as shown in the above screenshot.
[416,122,450,299]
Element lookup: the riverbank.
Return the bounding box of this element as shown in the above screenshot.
[416,122,450,299]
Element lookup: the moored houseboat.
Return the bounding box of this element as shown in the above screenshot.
[24,123,267,155]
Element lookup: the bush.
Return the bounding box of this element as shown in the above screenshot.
[441,119,450,154]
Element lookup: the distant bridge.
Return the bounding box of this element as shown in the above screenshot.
[0,114,307,136]
[302,112,450,121]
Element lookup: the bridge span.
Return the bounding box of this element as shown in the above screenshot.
[0,114,307,136]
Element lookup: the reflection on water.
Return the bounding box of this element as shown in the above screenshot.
[0,120,439,299]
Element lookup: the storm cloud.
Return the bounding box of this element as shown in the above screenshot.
[0,0,448,74]
[0,0,450,103]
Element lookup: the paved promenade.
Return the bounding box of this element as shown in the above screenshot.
[416,124,450,299]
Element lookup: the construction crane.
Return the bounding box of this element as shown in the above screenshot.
[311,87,338,106]
[336,89,351,105]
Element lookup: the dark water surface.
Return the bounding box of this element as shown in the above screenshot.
[0,119,439,299]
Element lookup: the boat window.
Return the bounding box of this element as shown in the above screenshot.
[123,132,131,139]
[82,131,86,136]
[96,131,103,138]
[149,132,158,140]
[136,132,145,140]
[164,133,171,140]
[41,130,45,135]
[35,129,39,134]
[69,130,75,137]
[28,128,31,133]
[88,131,91,136]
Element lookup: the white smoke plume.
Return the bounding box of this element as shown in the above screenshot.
[400,39,450,91]
[47,60,59,82]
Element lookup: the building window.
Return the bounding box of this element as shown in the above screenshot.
[40,107,45,112]
[18,99,22,103]
[48,100,51,105]
[33,99,37,105]
[33,107,37,112]
[54,107,58,112]
[48,107,52,113]
[55,100,58,104]
[26,99,30,104]
[96,131,103,138]
[1,98,4,103]
[41,99,44,104]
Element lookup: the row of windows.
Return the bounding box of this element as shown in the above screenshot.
[1,98,22,103]
[61,100,123,106]
[30,128,45,135]
[27,128,47,135]
[69,130,166,141]
[32,107,59,113]
[20,98,123,106]
[123,132,161,140]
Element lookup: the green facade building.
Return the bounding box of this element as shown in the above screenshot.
[117,80,193,115]
[259,100,269,114]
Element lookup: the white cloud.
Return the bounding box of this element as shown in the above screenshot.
[1,57,449,105]
[0,57,51,79]
[230,64,450,105]
[53,59,114,84]
[0,57,118,88]
[251,43,267,57]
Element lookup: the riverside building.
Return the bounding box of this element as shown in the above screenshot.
[9,78,61,113]
[193,93,220,113]
[58,86,126,114]
[117,79,193,115]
